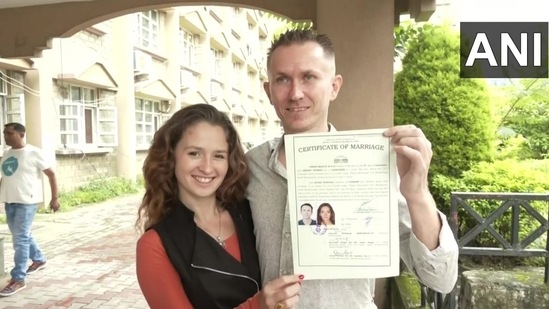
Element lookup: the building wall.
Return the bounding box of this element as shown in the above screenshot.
[136,151,148,178]
[55,152,118,191]
[0,5,282,193]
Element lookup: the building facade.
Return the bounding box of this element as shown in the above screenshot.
[0,5,283,194]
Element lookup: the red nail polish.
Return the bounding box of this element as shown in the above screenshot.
[298,274,304,280]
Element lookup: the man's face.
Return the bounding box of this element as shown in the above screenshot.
[301,205,312,219]
[264,42,343,134]
[3,127,22,147]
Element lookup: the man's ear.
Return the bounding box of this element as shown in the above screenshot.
[330,75,343,100]
[263,81,272,104]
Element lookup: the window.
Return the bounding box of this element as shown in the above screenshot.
[246,44,252,57]
[136,10,159,49]
[233,7,240,17]
[180,69,198,91]
[135,98,170,147]
[210,80,222,102]
[59,85,116,147]
[0,72,6,95]
[210,48,224,79]
[232,115,244,133]
[232,61,242,89]
[247,71,256,95]
[3,95,24,124]
[0,71,26,148]
[260,120,268,141]
[180,29,196,68]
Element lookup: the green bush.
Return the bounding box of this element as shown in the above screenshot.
[496,134,535,160]
[394,24,495,179]
[432,159,549,257]
[53,177,142,212]
[501,82,549,159]
[0,178,142,222]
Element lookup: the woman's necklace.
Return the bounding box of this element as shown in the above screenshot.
[215,210,225,248]
[197,207,225,248]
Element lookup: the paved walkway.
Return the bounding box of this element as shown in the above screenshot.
[0,194,149,309]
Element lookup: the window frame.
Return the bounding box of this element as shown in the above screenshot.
[59,84,117,148]
[136,10,160,49]
[135,97,170,148]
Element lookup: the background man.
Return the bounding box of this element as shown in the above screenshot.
[0,122,59,297]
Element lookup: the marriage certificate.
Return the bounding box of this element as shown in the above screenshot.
[285,129,400,280]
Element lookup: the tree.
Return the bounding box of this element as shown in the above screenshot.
[393,21,423,62]
[498,79,549,159]
[394,25,495,180]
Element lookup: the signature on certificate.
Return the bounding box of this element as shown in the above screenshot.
[332,249,353,257]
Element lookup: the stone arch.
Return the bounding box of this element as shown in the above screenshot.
[0,0,315,58]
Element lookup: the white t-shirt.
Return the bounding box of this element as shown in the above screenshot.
[0,144,51,204]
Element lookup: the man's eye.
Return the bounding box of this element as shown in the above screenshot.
[275,76,289,83]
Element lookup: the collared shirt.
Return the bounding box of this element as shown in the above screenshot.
[246,129,459,309]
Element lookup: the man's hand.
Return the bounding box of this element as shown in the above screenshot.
[383,125,432,202]
[384,125,442,250]
[50,199,60,213]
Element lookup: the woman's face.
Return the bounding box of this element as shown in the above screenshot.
[320,206,332,224]
[174,121,229,205]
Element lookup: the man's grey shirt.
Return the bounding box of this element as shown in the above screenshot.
[246,136,458,308]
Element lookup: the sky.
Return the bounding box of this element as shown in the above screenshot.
[456,0,549,22]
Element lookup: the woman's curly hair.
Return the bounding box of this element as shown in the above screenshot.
[136,104,248,231]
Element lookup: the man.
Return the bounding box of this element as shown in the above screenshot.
[297,203,316,225]
[0,123,60,297]
[246,29,459,308]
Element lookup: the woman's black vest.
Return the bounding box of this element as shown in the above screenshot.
[152,199,261,309]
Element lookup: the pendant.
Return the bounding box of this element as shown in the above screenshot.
[217,237,226,248]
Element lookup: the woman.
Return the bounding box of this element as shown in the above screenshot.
[136,104,302,309]
[317,202,335,226]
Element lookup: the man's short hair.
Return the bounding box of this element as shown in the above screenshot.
[266,29,335,68]
[5,122,26,133]
[300,203,313,211]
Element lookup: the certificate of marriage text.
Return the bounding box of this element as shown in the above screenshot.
[285,129,400,280]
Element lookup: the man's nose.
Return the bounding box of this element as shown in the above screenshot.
[289,82,304,101]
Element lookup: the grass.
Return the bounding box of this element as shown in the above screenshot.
[0,177,143,222]
[49,177,143,213]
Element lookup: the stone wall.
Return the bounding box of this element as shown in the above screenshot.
[391,267,549,309]
[460,268,549,309]
[56,152,117,191]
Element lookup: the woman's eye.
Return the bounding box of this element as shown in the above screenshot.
[214,154,226,159]
[188,151,200,157]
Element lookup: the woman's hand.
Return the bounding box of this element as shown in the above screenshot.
[259,274,303,309]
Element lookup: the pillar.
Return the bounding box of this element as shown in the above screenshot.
[112,15,137,180]
[317,0,395,130]
[316,0,396,307]
[25,57,57,208]
[165,9,182,112]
